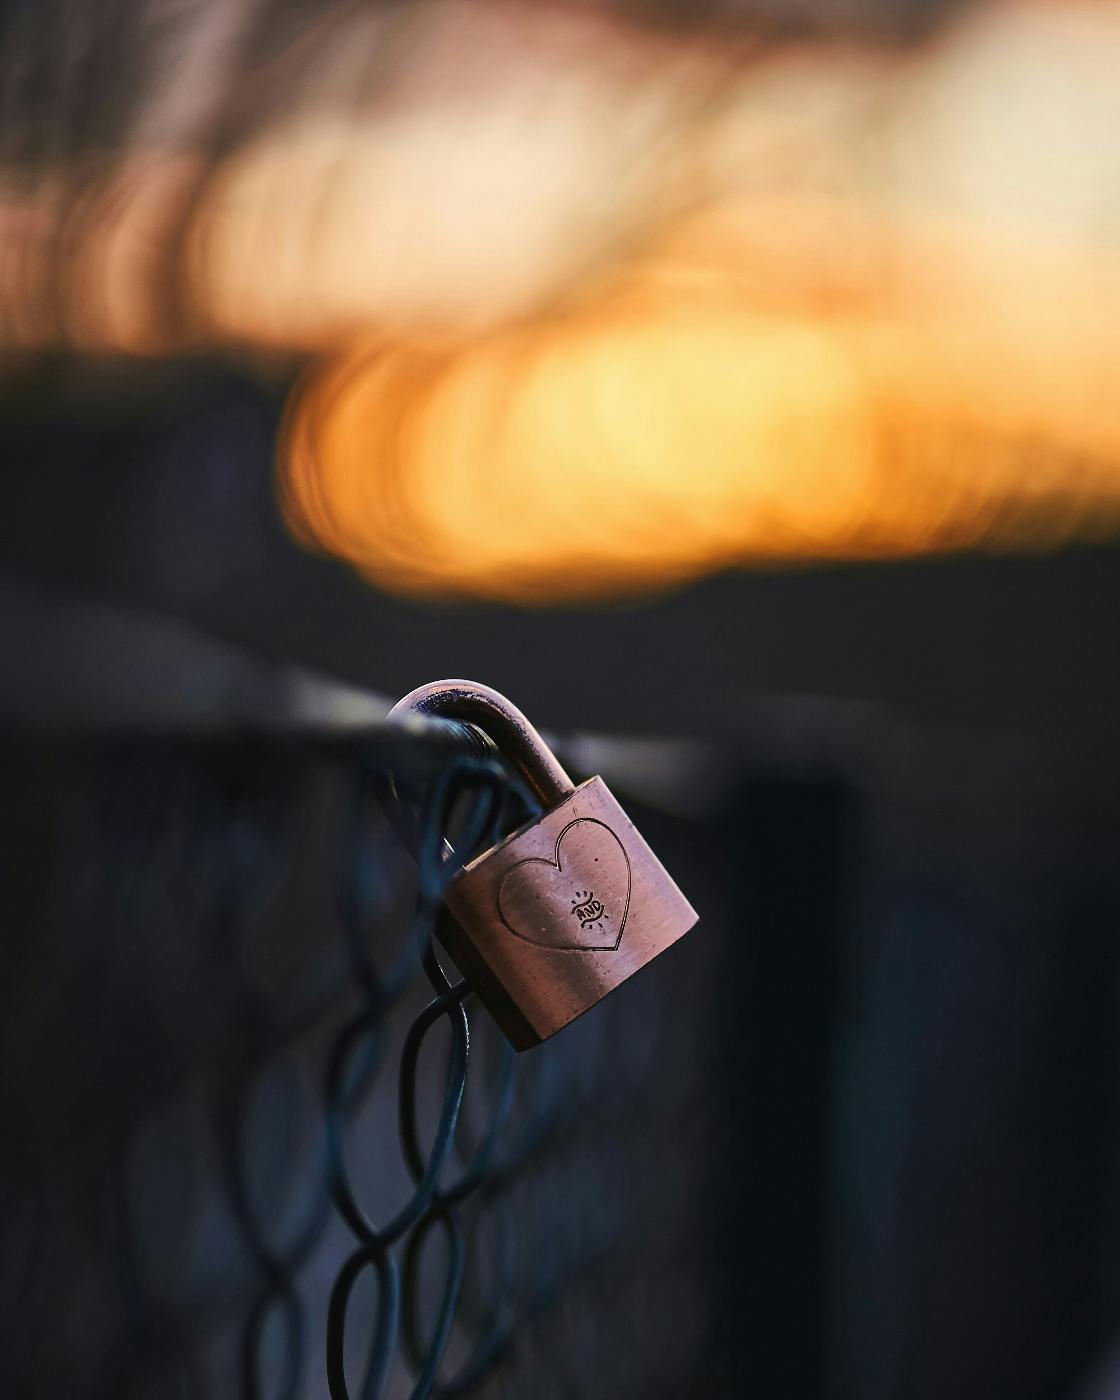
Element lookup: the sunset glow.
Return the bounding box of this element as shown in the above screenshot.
[2,1,1118,600]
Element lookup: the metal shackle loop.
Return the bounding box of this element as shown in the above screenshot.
[387,680,575,809]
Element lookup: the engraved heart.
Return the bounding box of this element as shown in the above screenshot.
[497,818,631,952]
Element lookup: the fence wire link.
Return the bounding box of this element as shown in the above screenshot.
[174,747,525,1400]
[322,755,515,1400]
[1,732,710,1400]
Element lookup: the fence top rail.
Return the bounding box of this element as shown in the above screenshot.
[2,586,738,816]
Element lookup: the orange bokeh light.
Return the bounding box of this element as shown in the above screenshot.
[279,192,1120,599]
[1,0,1118,601]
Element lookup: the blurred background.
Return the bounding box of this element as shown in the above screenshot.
[2,0,1120,1396]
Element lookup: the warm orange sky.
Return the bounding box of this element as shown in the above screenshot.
[3,1,1119,599]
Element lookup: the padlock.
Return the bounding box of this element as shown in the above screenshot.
[387,680,698,1050]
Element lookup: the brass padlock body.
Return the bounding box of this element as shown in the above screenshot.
[443,774,697,1049]
[388,681,698,1050]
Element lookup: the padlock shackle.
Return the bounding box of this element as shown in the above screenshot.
[387,680,575,808]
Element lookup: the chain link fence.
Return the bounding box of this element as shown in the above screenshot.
[1,721,712,1399]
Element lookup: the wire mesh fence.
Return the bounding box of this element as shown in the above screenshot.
[0,725,711,1400]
